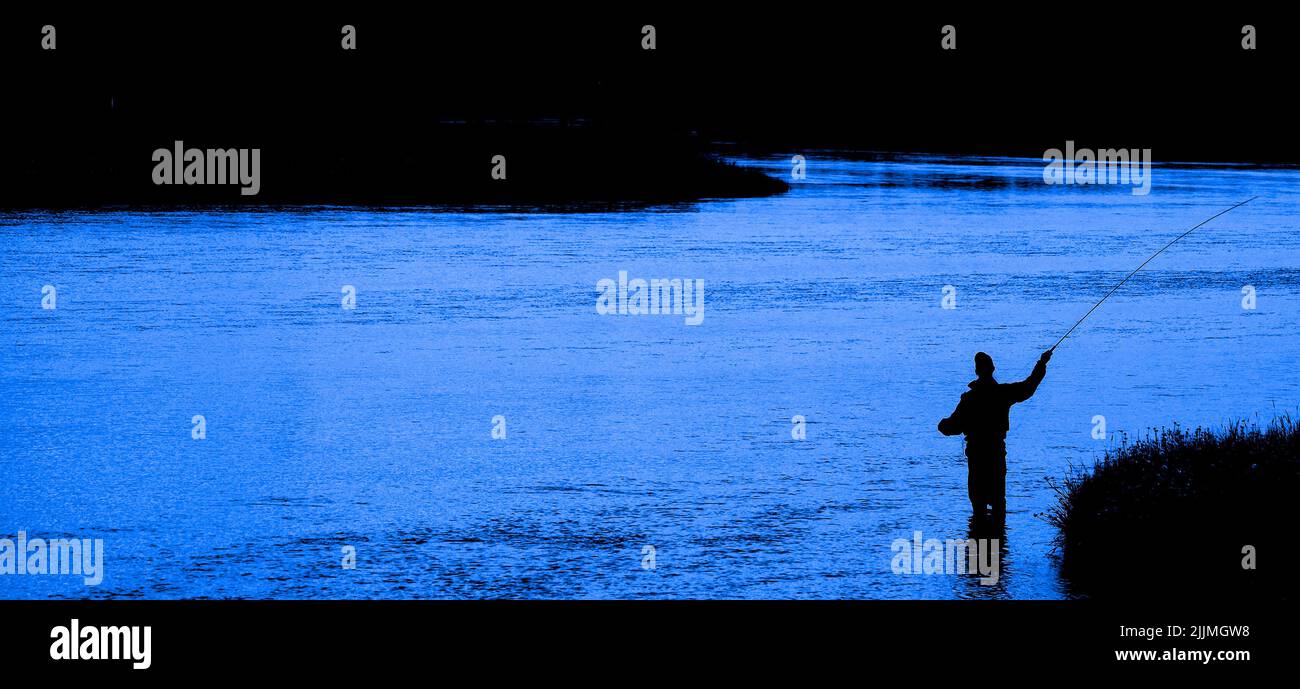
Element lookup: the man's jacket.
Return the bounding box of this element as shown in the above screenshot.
[938,358,1047,443]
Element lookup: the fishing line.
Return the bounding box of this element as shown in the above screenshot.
[1050,196,1258,351]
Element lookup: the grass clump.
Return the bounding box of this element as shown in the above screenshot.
[1046,416,1299,597]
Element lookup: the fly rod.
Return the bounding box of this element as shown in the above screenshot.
[1050,196,1258,352]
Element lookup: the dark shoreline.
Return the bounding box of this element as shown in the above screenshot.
[1047,417,1299,599]
[4,139,790,209]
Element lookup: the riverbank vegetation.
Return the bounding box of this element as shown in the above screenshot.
[1047,416,1299,597]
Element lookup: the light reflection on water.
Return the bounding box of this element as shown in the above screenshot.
[1,157,1297,599]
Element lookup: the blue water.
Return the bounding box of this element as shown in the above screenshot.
[2,156,1298,599]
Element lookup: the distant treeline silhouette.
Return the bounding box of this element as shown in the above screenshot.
[5,121,787,207]
[1047,416,1299,598]
[3,11,1297,207]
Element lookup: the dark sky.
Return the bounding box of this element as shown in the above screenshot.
[1,9,1293,204]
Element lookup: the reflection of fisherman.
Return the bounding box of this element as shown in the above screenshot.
[939,350,1052,515]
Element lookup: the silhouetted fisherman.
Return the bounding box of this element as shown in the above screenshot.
[939,350,1052,515]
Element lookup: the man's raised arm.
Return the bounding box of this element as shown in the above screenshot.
[1006,350,1053,404]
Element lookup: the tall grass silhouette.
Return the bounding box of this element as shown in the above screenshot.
[1047,416,1298,597]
